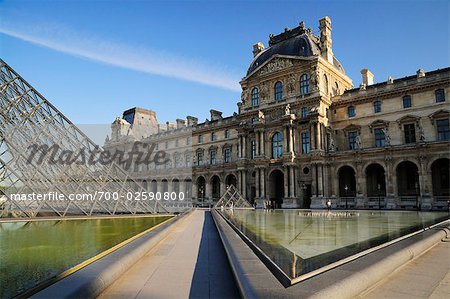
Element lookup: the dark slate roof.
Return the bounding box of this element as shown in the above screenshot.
[246,33,320,76]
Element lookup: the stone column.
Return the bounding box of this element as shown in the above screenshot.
[205,180,212,199]
[289,126,294,153]
[243,135,247,158]
[323,164,329,197]
[317,163,323,197]
[260,131,265,156]
[311,164,317,197]
[310,122,316,150]
[261,168,266,198]
[192,181,198,199]
[220,179,226,197]
[289,166,295,198]
[284,168,289,198]
[242,171,247,198]
[255,169,260,198]
[316,122,322,150]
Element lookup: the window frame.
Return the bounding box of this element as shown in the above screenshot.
[374,128,386,147]
[210,150,217,165]
[251,88,259,107]
[300,73,310,95]
[402,95,412,108]
[348,106,356,118]
[436,118,450,141]
[274,81,283,102]
[435,89,445,103]
[223,148,231,163]
[251,140,256,159]
[272,132,283,159]
[301,107,309,118]
[348,131,358,150]
[404,123,416,144]
[301,131,310,154]
[373,100,382,113]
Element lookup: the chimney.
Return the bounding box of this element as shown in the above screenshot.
[186,116,198,126]
[361,69,374,86]
[176,119,186,129]
[210,109,223,121]
[319,16,333,63]
[252,42,265,57]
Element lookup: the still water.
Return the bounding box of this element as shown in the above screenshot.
[223,209,449,280]
[0,216,172,298]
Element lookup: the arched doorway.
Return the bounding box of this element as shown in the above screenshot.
[366,163,386,197]
[211,175,221,200]
[338,166,356,197]
[225,174,237,187]
[396,161,420,196]
[141,179,148,191]
[431,158,450,196]
[196,176,206,199]
[268,169,284,208]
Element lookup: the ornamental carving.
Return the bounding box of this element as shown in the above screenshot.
[259,59,293,75]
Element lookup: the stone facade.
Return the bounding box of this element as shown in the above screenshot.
[105,17,450,210]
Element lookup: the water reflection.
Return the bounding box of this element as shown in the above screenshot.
[0,216,171,298]
[223,210,449,279]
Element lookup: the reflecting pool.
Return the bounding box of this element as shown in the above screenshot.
[0,215,172,298]
[222,209,449,281]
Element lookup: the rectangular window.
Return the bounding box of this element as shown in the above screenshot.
[197,152,203,166]
[437,119,450,141]
[348,131,357,150]
[198,135,203,144]
[373,101,381,113]
[301,107,309,118]
[224,148,231,163]
[251,140,256,159]
[436,89,445,103]
[211,132,216,141]
[402,95,412,108]
[374,128,385,147]
[348,106,356,117]
[301,132,310,154]
[210,150,216,165]
[404,124,416,144]
[224,129,230,139]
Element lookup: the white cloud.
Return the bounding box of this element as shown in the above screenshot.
[0,22,242,92]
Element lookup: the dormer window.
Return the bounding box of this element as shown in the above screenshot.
[251,88,259,107]
[348,106,356,118]
[300,74,310,95]
[274,81,283,102]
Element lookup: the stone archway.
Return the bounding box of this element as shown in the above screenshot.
[211,175,221,199]
[268,169,284,208]
[225,174,237,187]
[366,163,386,197]
[184,178,192,199]
[338,166,356,197]
[396,161,420,196]
[431,158,450,196]
[151,180,157,193]
[172,179,180,194]
[196,176,206,199]
[161,179,169,193]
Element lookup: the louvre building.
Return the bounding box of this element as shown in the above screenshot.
[104,16,450,210]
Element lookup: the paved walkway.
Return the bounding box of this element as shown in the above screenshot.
[363,240,450,298]
[98,209,239,299]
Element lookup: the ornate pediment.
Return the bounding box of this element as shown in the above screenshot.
[343,123,361,133]
[258,57,294,76]
[396,115,420,128]
[429,109,449,120]
[368,119,389,131]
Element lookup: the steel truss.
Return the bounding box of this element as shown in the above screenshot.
[0,59,166,217]
[214,184,253,209]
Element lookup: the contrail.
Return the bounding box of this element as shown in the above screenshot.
[0,23,242,92]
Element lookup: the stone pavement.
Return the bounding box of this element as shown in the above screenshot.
[362,240,450,299]
[98,209,240,299]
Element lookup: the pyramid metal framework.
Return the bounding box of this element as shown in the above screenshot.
[214,184,253,209]
[0,59,167,217]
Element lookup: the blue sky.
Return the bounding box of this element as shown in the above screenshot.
[1,0,449,125]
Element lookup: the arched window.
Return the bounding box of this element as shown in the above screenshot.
[274,81,283,101]
[300,74,310,95]
[322,74,329,94]
[251,88,259,107]
[272,132,283,159]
